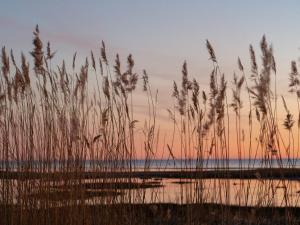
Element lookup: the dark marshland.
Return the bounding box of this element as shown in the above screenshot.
[3,1,300,224]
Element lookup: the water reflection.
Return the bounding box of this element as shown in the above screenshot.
[5,178,300,207]
[89,178,300,207]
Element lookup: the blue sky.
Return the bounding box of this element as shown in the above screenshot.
[1,0,300,104]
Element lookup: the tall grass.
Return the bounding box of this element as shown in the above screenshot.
[0,26,300,225]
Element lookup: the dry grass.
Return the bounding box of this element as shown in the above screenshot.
[0,26,300,225]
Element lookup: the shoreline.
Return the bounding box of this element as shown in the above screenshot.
[1,168,300,180]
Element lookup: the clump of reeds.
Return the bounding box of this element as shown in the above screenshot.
[0,25,160,225]
[1,26,300,225]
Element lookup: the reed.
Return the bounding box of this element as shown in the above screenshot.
[0,26,300,225]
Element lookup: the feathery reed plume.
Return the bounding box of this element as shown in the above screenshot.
[91,51,96,71]
[46,42,56,60]
[270,46,276,74]
[21,53,30,86]
[289,61,299,93]
[260,35,274,78]
[58,60,70,102]
[72,52,77,70]
[238,57,244,71]
[118,54,138,92]
[99,57,104,75]
[10,49,17,68]
[172,61,192,115]
[142,70,149,91]
[172,81,179,98]
[291,60,298,75]
[202,91,207,104]
[127,54,134,73]
[74,64,88,102]
[249,44,258,78]
[209,69,218,99]
[101,40,108,65]
[13,69,25,102]
[103,76,110,99]
[181,61,192,92]
[282,96,294,130]
[1,47,12,100]
[288,60,300,129]
[30,25,44,74]
[203,69,218,134]
[215,74,227,134]
[192,79,200,112]
[249,36,275,116]
[1,47,10,81]
[114,54,121,77]
[85,57,89,68]
[230,73,244,115]
[206,40,217,62]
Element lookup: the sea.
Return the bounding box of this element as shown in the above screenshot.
[1,158,300,171]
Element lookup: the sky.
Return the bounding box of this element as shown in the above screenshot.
[1,1,300,96]
[2,0,300,158]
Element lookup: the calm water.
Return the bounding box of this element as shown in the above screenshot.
[3,158,300,207]
[130,158,300,170]
[1,158,299,171]
[132,178,300,207]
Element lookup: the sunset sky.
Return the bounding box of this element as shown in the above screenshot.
[2,0,300,158]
